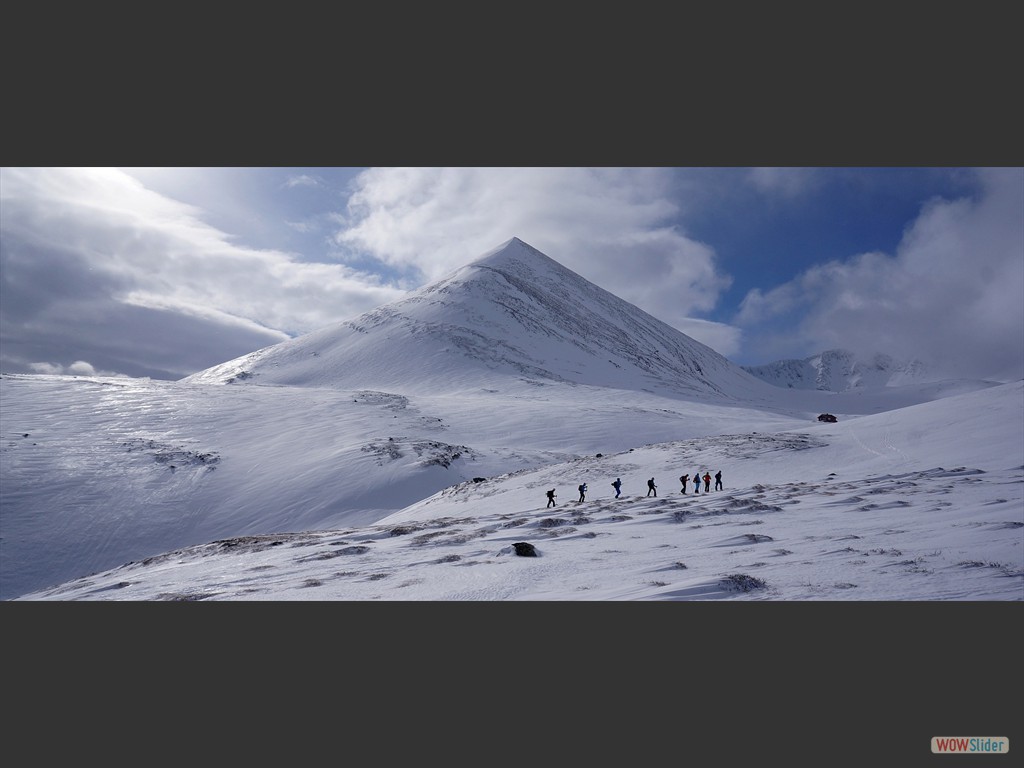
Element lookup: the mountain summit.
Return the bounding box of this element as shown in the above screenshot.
[183,238,765,399]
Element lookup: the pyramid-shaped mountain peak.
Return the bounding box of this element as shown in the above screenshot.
[468,237,547,266]
[183,240,769,401]
[446,237,566,280]
[474,235,529,258]
[422,237,576,295]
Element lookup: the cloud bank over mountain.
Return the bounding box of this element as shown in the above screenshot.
[4,168,1020,383]
[735,168,1023,381]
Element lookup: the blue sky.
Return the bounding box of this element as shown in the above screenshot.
[1,167,1021,382]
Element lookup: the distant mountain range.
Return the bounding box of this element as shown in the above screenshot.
[741,349,936,392]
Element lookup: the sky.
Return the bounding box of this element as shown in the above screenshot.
[2,167,1021,383]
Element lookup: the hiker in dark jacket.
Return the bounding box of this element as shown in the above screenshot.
[578,483,587,502]
[611,478,622,498]
[679,474,689,494]
[546,489,556,508]
[647,477,657,497]
[714,470,723,491]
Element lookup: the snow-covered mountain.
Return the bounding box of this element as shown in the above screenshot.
[183,237,769,401]
[2,238,1020,601]
[742,349,936,392]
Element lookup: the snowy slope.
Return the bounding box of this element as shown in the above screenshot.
[0,372,808,600]
[14,380,1023,601]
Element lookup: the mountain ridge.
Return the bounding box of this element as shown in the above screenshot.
[183,238,772,402]
[743,348,940,392]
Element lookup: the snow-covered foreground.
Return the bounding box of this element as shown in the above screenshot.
[10,378,1022,601]
[1,371,810,600]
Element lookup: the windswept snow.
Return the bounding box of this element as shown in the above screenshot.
[12,380,1022,601]
[2,238,1021,601]
[0,372,808,599]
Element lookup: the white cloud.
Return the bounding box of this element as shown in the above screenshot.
[734,168,1024,380]
[285,219,318,233]
[673,317,743,358]
[333,167,732,328]
[746,167,821,198]
[1,168,408,376]
[26,362,65,375]
[284,174,323,189]
[27,360,127,377]
[3,168,405,330]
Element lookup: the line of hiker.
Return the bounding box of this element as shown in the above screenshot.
[679,470,722,494]
[545,470,723,506]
